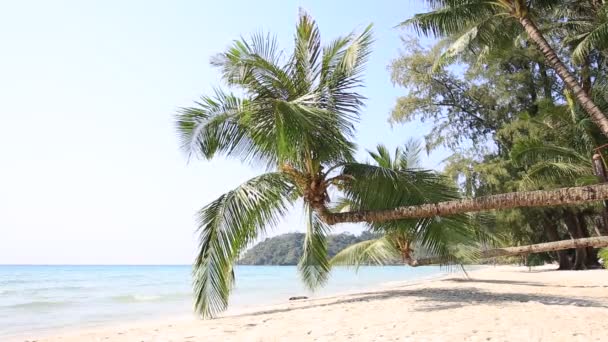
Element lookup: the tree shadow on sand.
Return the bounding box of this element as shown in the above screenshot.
[224,286,607,320]
[447,278,608,289]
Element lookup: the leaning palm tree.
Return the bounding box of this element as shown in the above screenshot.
[176,12,461,318]
[331,142,488,268]
[402,0,608,137]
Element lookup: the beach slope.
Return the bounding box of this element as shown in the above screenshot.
[27,265,608,341]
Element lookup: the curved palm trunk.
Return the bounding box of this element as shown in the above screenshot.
[324,183,608,224]
[518,16,608,137]
[408,236,608,267]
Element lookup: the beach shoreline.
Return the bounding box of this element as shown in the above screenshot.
[14,265,608,341]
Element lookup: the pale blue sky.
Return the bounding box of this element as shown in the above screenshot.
[0,0,447,264]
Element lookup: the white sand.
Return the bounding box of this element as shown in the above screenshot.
[18,265,608,341]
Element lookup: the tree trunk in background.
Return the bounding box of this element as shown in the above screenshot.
[543,220,572,270]
[592,153,608,235]
[519,16,608,138]
[564,211,587,270]
[577,212,601,268]
[325,183,608,224]
[408,237,608,266]
[538,63,553,101]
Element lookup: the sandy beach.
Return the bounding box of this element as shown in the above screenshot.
[19,265,608,342]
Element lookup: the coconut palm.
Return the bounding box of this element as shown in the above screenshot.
[401,0,608,137]
[331,142,488,268]
[555,1,608,66]
[176,12,462,318]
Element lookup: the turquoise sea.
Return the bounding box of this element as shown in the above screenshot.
[0,265,449,339]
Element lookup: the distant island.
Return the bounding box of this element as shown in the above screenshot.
[238,232,377,265]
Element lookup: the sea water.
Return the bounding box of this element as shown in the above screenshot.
[0,265,448,338]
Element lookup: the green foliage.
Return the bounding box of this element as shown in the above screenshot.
[298,206,331,288]
[389,37,537,151]
[599,248,608,269]
[391,1,608,264]
[193,173,294,316]
[329,238,400,268]
[239,232,380,265]
[330,143,494,269]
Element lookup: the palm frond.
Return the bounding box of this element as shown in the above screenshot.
[292,10,322,92]
[193,173,294,318]
[524,161,594,185]
[511,138,590,167]
[368,144,393,168]
[433,26,478,71]
[330,237,400,269]
[401,139,423,169]
[176,90,271,165]
[271,101,357,166]
[319,24,373,116]
[401,2,497,38]
[572,21,608,64]
[341,162,459,211]
[298,205,331,290]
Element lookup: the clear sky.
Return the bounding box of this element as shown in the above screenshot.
[0,0,447,264]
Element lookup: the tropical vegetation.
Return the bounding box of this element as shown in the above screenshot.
[391,0,608,269]
[238,232,379,265]
[177,3,608,318]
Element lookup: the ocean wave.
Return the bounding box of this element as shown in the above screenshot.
[111,293,190,303]
[0,279,29,285]
[5,300,73,309]
[39,285,89,291]
[0,286,89,297]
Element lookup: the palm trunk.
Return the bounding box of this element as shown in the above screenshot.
[408,237,608,266]
[543,219,572,270]
[564,211,588,270]
[324,183,608,224]
[577,212,601,268]
[592,154,608,235]
[538,63,553,101]
[518,16,608,137]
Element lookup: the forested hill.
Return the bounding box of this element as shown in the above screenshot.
[238,232,377,265]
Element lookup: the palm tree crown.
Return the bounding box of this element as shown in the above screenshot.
[331,142,488,268]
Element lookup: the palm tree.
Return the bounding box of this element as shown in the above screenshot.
[176,12,461,318]
[331,142,489,268]
[401,0,608,137]
[555,1,608,68]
